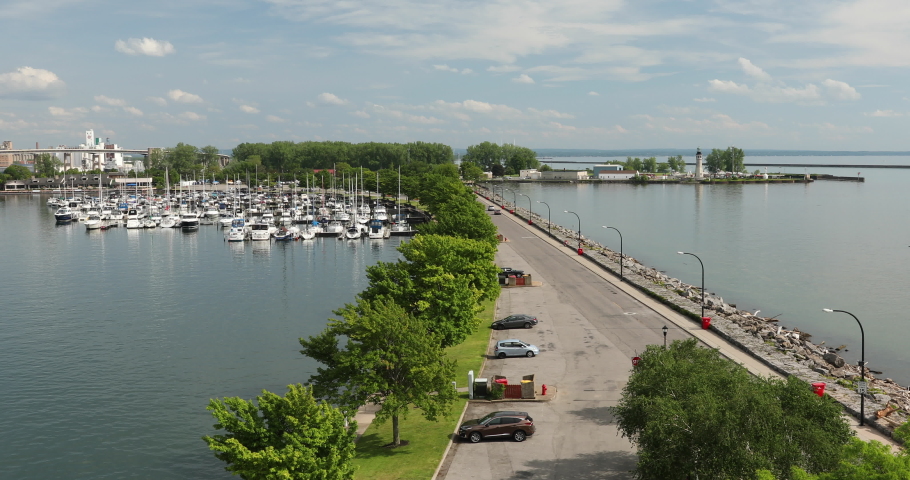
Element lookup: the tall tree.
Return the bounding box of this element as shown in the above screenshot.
[34,153,62,177]
[462,141,502,171]
[4,164,32,180]
[299,298,457,447]
[203,384,357,480]
[613,339,852,479]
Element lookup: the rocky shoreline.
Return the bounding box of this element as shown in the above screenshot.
[483,191,908,440]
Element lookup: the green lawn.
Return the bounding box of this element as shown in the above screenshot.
[351,297,496,480]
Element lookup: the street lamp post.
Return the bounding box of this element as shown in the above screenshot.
[602,226,624,282]
[537,201,551,236]
[565,210,583,255]
[505,188,517,213]
[662,325,668,349]
[677,251,705,319]
[823,308,867,426]
[518,193,532,224]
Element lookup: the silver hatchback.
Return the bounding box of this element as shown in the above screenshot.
[494,339,540,358]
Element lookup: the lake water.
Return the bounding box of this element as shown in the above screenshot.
[503,156,910,386]
[0,196,406,479]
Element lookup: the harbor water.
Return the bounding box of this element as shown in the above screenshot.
[0,196,407,479]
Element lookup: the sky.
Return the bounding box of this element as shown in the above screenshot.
[2,0,910,152]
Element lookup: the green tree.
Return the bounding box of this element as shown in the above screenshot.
[642,157,658,173]
[758,438,910,479]
[398,234,500,303]
[418,194,499,247]
[460,161,485,182]
[34,153,62,177]
[199,145,220,170]
[463,141,502,171]
[704,148,725,175]
[613,339,852,479]
[203,384,356,480]
[501,144,539,174]
[299,298,457,446]
[4,164,32,180]
[539,164,553,172]
[667,155,685,172]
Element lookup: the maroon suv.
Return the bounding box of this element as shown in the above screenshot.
[457,411,536,443]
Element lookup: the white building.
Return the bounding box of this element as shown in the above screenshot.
[519,169,541,179]
[598,170,638,180]
[540,170,588,180]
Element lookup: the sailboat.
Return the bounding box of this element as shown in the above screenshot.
[390,164,411,235]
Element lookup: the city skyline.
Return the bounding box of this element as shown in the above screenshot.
[1,0,908,151]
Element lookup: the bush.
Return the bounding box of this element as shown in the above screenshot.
[489,382,504,400]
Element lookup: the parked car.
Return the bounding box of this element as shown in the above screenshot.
[492,314,538,330]
[494,339,539,358]
[499,267,525,276]
[458,411,536,443]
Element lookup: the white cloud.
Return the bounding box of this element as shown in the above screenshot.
[312,92,349,106]
[588,91,600,96]
[266,115,286,122]
[488,65,522,73]
[708,79,751,95]
[513,74,535,84]
[167,89,203,104]
[693,97,716,102]
[48,106,87,117]
[123,106,143,116]
[147,96,167,106]
[0,118,34,130]
[822,79,861,100]
[866,109,903,117]
[434,64,473,74]
[239,105,260,114]
[738,58,772,82]
[352,110,370,118]
[91,105,105,113]
[179,111,206,121]
[0,66,65,99]
[94,95,126,107]
[114,38,175,57]
[527,108,574,119]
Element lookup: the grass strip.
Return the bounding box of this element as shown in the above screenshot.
[351,297,496,480]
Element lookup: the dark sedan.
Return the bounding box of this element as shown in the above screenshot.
[491,314,539,330]
[458,411,536,443]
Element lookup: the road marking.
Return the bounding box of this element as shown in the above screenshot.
[623,312,637,315]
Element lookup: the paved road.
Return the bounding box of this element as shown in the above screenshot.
[437,210,695,480]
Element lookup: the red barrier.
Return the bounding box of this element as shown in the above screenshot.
[812,382,826,397]
[701,317,712,329]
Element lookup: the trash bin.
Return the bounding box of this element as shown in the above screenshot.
[473,378,488,397]
[812,382,826,397]
[701,317,712,329]
[521,374,535,399]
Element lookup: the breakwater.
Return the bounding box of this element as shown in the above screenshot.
[479,188,909,439]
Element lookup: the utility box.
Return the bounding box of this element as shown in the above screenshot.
[521,374,535,399]
[473,378,488,397]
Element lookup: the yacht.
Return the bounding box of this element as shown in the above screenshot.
[54,206,77,222]
[160,213,178,228]
[368,219,390,239]
[125,208,143,229]
[345,225,362,240]
[225,218,247,242]
[373,205,388,222]
[204,205,221,223]
[179,212,200,230]
[322,220,345,237]
[84,212,103,230]
[249,222,271,241]
[300,226,316,240]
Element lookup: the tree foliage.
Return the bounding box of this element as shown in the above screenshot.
[705,147,746,174]
[758,438,910,479]
[462,142,538,173]
[3,164,32,180]
[613,339,853,480]
[34,153,63,177]
[203,384,356,480]
[231,141,453,172]
[299,298,457,446]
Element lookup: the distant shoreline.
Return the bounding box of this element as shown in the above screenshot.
[541,159,910,169]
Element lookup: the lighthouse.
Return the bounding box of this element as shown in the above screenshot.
[695,147,703,179]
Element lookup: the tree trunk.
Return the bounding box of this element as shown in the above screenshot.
[392,415,400,446]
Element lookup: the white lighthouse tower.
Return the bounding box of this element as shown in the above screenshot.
[695,147,703,179]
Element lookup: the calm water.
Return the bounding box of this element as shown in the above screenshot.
[0,196,406,479]
[507,156,910,384]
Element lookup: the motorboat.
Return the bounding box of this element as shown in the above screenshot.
[125,208,143,229]
[218,212,235,228]
[179,212,200,230]
[322,220,345,236]
[345,225,361,239]
[300,226,316,240]
[160,214,178,228]
[54,206,77,222]
[368,219,390,239]
[225,218,247,242]
[84,212,103,230]
[249,222,271,241]
[373,205,388,222]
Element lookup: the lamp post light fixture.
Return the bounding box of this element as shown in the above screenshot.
[518,193,533,224]
[505,188,517,214]
[662,325,668,348]
[565,210,583,255]
[677,251,706,319]
[537,201,551,236]
[602,225,624,282]
[823,308,867,426]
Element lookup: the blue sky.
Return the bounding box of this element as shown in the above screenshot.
[2,0,908,151]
